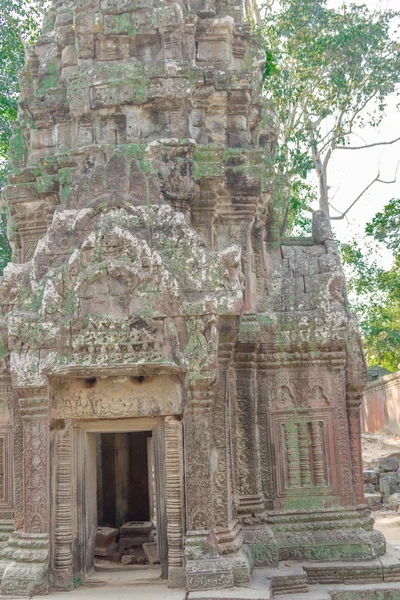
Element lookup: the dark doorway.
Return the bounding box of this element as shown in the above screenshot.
[97,431,153,528]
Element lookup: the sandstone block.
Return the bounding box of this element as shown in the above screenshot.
[95,526,119,557]
[364,468,378,484]
[364,483,376,494]
[61,45,77,68]
[379,458,400,472]
[388,493,400,511]
[143,541,160,564]
[120,521,153,535]
[380,476,392,500]
[365,493,382,510]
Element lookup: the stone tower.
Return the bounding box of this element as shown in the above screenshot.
[0,0,396,596]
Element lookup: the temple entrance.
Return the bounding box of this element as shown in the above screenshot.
[64,418,171,589]
[95,431,159,570]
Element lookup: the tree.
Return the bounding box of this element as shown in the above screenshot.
[341,199,400,372]
[0,0,47,271]
[260,0,400,228]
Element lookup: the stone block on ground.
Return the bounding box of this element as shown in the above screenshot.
[120,521,153,536]
[364,483,376,493]
[380,476,392,500]
[124,547,147,564]
[143,541,160,564]
[365,493,382,510]
[118,535,150,552]
[388,493,400,511]
[95,526,119,557]
[379,458,400,472]
[364,468,378,484]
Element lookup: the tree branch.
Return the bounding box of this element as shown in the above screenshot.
[330,163,399,220]
[336,136,400,150]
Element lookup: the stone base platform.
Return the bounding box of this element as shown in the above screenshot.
[189,582,400,600]
[188,545,400,600]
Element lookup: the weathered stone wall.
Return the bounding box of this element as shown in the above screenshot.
[362,371,400,434]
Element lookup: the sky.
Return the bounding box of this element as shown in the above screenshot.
[324,0,400,255]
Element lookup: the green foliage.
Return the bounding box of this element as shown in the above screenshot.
[262,0,400,220]
[365,197,400,255]
[341,199,400,372]
[0,0,47,272]
[0,206,11,274]
[0,0,46,187]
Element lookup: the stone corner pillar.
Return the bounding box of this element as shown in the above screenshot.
[1,387,50,597]
[346,391,365,507]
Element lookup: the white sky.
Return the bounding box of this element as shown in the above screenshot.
[325,0,400,253]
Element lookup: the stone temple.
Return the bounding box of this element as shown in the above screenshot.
[0,0,399,597]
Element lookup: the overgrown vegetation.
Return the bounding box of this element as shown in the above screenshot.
[341,199,400,372]
[260,0,400,228]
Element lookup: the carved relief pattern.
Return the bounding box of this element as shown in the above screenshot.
[282,420,327,489]
[283,422,301,487]
[347,398,365,505]
[54,390,179,419]
[235,369,257,497]
[257,376,274,509]
[24,418,48,533]
[0,437,4,501]
[332,370,355,506]
[311,421,326,485]
[165,417,184,568]
[212,351,233,529]
[52,421,73,589]
[71,318,162,365]
[184,407,212,532]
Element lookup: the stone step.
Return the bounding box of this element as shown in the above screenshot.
[188,590,270,600]
[187,572,271,599]
[277,583,400,600]
[261,566,308,595]
[302,543,400,585]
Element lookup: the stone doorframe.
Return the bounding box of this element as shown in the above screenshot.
[50,416,184,591]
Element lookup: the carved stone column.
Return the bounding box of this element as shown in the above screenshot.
[165,416,185,588]
[50,420,74,591]
[1,388,50,597]
[347,393,365,507]
[233,344,264,521]
[184,381,214,537]
[211,342,241,554]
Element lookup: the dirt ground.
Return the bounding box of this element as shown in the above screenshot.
[362,432,400,469]
[362,432,400,546]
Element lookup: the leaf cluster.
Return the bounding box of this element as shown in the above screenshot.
[341,199,400,372]
[0,0,46,188]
